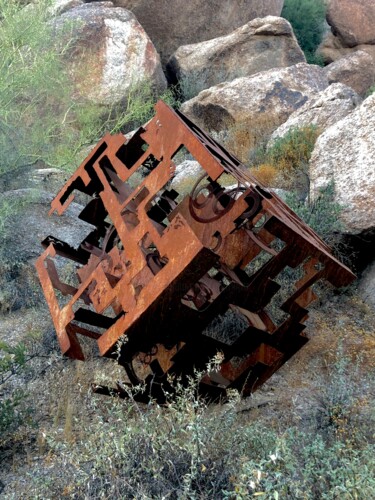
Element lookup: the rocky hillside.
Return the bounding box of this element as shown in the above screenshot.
[0,0,374,497]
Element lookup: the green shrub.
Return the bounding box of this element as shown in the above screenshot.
[229,433,375,499]
[266,126,319,173]
[0,0,72,176]
[365,85,375,98]
[282,0,327,64]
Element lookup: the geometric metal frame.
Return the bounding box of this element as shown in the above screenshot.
[35,101,355,402]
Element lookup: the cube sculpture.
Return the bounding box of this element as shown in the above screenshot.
[36,101,355,402]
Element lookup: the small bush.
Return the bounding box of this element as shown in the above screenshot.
[214,115,281,164]
[0,340,32,449]
[285,182,344,246]
[313,347,375,444]
[267,126,319,175]
[251,126,320,195]
[282,0,327,64]
[249,164,278,187]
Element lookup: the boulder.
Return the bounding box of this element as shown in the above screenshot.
[55,2,167,106]
[170,160,204,193]
[109,0,285,65]
[0,189,92,310]
[50,0,83,15]
[0,163,69,194]
[358,261,375,310]
[325,51,375,97]
[270,83,361,142]
[327,0,375,48]
[0,189,92,262]
[167,17,305,98]
[317,32,375,65]
[181,63,328,160]
[309,93,375,233]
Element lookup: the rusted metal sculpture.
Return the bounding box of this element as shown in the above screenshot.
[36,101,355,402]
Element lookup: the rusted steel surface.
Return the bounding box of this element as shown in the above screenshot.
[35,101,356,402]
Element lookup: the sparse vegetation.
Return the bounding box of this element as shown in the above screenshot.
[6,342,373,499]
[285,182,344,246]
[0,334,39,452]
[255,126,319,189]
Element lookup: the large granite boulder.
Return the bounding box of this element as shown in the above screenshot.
[325,51,375,97]
[270,83,361,142]
[181,63,328,160]
[309,93,375,234]
[167,16,305,98]
[327,0,375,48]
[108,0,285,65]
[55,2,167,106]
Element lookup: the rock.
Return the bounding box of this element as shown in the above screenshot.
[170,160,204,193]
[270,83,361,142]
[109,0,285,65]
[0,163,69,194]
[167,16,305,98]
[317,32,375,65]
[309,93,375,233]
[0,189,92,310]
[358,261,375,310]
[0,189,92,262]
[55,2,167,106]
[327,0,375,48]
[325,51,375,97]
[181,63,328,160]
[49,0,83,15]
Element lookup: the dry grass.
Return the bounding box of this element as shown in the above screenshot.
[249,164,279,187]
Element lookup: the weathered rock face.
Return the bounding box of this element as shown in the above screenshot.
[0,190,92,263]
[270,83,361,142]
[108,0,285,65]
[359,261,375,310]
[50,0,83,15]
[170,160,204,193]
[55,2,167,106]
[317,32,375,65]
[309,93,375,233]
[327,0,375,48]
[0,189,91,310]
[167,16,305,97]
[325,51,375,97]
[181,63,328,159]
[0,164,68,194]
